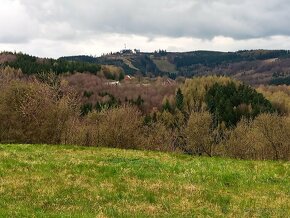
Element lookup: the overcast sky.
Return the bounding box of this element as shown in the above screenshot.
[1,0,290,58]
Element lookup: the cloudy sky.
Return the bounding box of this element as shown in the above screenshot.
[1,0,290,58]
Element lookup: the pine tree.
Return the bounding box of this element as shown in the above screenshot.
[119,72,125,81]
[176,88,184,111]
[162,99,172,112]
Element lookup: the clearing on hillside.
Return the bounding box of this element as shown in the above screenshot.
[0,144,289,217]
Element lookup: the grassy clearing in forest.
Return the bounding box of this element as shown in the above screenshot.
[0,144,289,217]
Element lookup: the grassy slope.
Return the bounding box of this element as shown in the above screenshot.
[152,58,176,73]
[0,144,289,218]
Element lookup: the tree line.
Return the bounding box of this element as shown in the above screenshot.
[174,50,290,68]
[1,52,101,75]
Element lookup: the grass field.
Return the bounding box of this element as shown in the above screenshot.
[0,144,289,217]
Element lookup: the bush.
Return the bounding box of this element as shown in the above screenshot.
[224,114,290,160]
[0,80,77,144]
[0,66,23,86]
[96,106,142,149]
[252,114,290,160]
[142,121,176,152]
[62,117,99,147]
[65,106,143,149]
[223,119,257,159]
[185,111,214,156]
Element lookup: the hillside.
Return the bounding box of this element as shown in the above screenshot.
[2,50,290,85]
[62,50,290,85]
[0,144,289,217]
[0,52,101,75]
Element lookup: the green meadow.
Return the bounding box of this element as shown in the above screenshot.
[0,144,289,217]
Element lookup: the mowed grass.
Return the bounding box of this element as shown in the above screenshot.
[0,144,289,217]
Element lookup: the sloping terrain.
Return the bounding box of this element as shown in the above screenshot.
[62,50,290,85]
[152,56,177,73]
[2,50,290,85]
[0,144,289,217]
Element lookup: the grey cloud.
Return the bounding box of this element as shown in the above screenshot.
[1,0,290,50]
[16,0,290,41]
[0,0,39,43]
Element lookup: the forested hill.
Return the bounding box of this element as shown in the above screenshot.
[2,50,290,85]
[61,50,290,85]
[0,52,101,75]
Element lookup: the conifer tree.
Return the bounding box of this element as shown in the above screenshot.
[176,88,184,111]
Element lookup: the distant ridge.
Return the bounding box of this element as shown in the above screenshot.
[2,50,290,85]
[61,50,290,85]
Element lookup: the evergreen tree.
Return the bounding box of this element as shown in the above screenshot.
[176,88,184,111]
[135,95,144,107]
[205,82,275,127]
[80,103,93,116]
[162,99,172,112]
[119,72,125,81]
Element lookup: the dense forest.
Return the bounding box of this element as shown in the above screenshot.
[174,50,290,68]
[0,52,101,75]
[270,76,290,85]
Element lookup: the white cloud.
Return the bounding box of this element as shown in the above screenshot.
[2,34,290,58]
